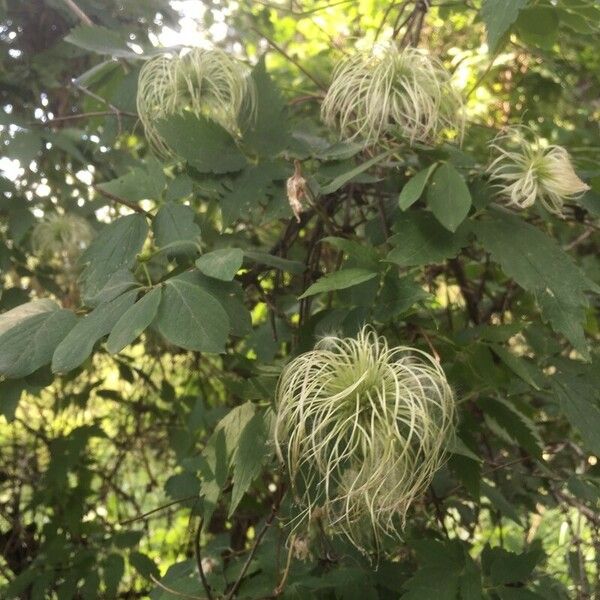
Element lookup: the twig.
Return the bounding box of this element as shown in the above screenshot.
[194,520,214,600]
[63,0,93,25]
[250,27,327,90]
[45,110,137,124]
[225,487,285,600]
[150,575,206,600]
[273,535,296,596]
[93,184,152,217]
[73,82,130,134]
[119,495,197,526]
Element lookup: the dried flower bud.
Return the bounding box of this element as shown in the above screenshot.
[286,160,307,222]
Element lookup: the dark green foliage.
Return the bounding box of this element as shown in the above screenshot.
[0,1,598,599]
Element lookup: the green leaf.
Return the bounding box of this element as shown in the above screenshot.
[403,540,474,600]
[373,274,428,321]
[483,545,543,586]
[553,375,600,455]
[106,287,162,353]
[386,212,470,267]
[156,114,247,174]
[153,202,202,255]
[321,236,380,270]
[229,411,271,516]
[490,345,541,390]
[320,152,390,195]
[98,161,165,203]
[479,396,543,458]
[52,290,138,373]
[243,58,291,156]
[473,212,597,343]
[196,248,244,281]
[79,214,148,305]
[85,269,140,307]
[219,161,289,226]
[154,277,230,353]
[537,292,589,360]
[516,7,559,49]
[0,380,22,421]
[299,268,378,298]
[426,163,472,232]
[399,164,438,211]
[65,25,147,59]
[481,0,529,52]
[129,551,160,580]
[184,272,251,337]
[0,300,77,378]
[103,554,125,599]
[481,481,522,526]
[244,250,305,274]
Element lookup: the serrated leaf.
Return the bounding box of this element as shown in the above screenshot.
[473,212,597,339]
[490,345,541,390]
[98,161,165,203]
[386,212,470,267]
[79,214,148,305]
[156,114,246,174]
[553,375,600,455]
[481,481,522,526]
[427,163,472,232]
[299,269,378,298]
[373,273,428,321]
[481,0,529,52]
[106,287,162,353]
[399,164,438,210]
[153,202,201,256]
[243,58,291,156]
[219,161,289,226]
[154,277,230,353]
[537,291,589,360]
[483,546,543,586]
[320,151,390,195]
[0,300,77,378]
[479,396,543,458]
[229,411,271,516]
[196,248,244,281]
[52,290,138,373]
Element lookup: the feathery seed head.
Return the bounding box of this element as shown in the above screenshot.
[487,127,589,215]
[31,214,94,264]
[136,48,256,157]
[321,45,464,147]
[274,327,455,552]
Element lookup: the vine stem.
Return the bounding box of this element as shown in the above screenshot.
[194,519,214,600]
[63,0,93,25]
[225,485,286,600]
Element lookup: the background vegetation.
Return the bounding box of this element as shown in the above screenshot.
[0,0,599,598]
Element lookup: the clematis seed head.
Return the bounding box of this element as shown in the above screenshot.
[321,44,464,147]
[31,213,94,265]
[274,327,456,552]
[136,48,256,157]
[487,126,590,216]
